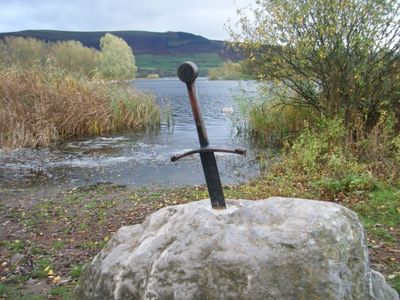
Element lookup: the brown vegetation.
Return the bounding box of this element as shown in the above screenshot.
[0,68,159,148]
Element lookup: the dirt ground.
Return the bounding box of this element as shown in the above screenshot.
[0,184,179,298]
[0,183,398,298]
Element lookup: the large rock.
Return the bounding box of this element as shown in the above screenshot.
[75,198,398,300]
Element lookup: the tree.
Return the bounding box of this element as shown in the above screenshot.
[208,61,243,80]
[0,36,47,69]
[97,33,137,80]
[230,0,400,138]
[49,40,99,78]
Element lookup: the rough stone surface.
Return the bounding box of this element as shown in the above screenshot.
[75,198,399,300]
[372,270,399,300]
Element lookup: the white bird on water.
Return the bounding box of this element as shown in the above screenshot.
[222,107,234,113]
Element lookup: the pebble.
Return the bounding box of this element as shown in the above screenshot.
[11,253,25,265]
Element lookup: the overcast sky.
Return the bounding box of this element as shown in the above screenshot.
[0,0,253,40]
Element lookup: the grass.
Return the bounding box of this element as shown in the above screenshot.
[136,53,224,77]
[0,176,398,298]
[0,67,160,148]
[69,265,83,279]
[247,97,317,146]
[355,188,400,232]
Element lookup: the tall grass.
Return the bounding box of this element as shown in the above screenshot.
[0,67,160,148]
[247,97,316,146]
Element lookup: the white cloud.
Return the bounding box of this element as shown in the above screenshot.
[0,0,253,39]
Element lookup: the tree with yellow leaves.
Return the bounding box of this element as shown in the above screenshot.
[97,33,137,80]
[230,0,400,138]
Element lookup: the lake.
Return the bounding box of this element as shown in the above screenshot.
[0,78,264,189]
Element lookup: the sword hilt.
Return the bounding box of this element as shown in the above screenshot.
[175,61,246,209]
[178,62,209,148]
[171,147,246,162]
[177,61,198,84]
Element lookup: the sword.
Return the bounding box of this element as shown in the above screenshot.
[172,61,246,209]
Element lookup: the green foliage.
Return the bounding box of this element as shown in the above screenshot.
[285,118,361,176]
[247,94,316,144]
[317,173,377,194]
[49,40,99,77]
[208,61,244,80]
[69,265,83,279]
[0,283,6,297]
[393,135,400,163]
[0,36,47,69]
[0,36,97,78]
[0,35,138,80]
[0,36,159,148]
[52,239,65,250]
[31,258,52,279]
[97,33,137,80]
[355,187,400,229]
[231,0,400,137]
[106,83,160,131]
[7,240,24,253]
[49,286,72,298]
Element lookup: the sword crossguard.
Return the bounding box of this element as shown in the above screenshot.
[171,147,246,162]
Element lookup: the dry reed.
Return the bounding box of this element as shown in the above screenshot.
[0,68,160,148]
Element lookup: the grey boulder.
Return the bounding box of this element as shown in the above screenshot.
[75,198,398,300]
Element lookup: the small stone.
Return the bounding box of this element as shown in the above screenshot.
[10,254,25,265]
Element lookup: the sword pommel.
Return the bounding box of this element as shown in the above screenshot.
[177,61,198,84]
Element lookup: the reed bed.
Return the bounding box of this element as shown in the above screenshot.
[0,68,160,148]
[248,98,316,145]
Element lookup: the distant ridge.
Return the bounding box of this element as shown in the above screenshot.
[0,29,238,58]
[0,30,242,77]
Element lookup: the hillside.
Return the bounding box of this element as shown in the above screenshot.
[0,30,239,77]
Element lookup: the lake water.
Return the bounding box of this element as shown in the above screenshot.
[0,78,264,189]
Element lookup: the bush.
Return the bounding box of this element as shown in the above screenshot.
[248,94,316,145]
[0,35,138,80]
[317,173,377,194]
[231,0,400,139]
[208,61,243,80]
[284,118,362,176]
[393,136,400,163]
[49,40,99,78]
[97,33,137,80]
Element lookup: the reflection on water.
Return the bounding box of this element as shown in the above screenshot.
[0,78,264,189]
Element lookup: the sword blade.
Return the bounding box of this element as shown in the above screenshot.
[199,152,226,209]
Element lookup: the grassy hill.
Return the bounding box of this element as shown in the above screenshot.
[0,30,239,77]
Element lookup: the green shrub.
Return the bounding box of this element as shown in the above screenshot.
[7,240,24,253]
[285,118,362,176]
[31,258,52,279]
[69,265,83,279]
[208,61,243,80]
[247,93,316,145]
[231,0,400,139]
[317,173,377,194]
[393,136,400,163]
